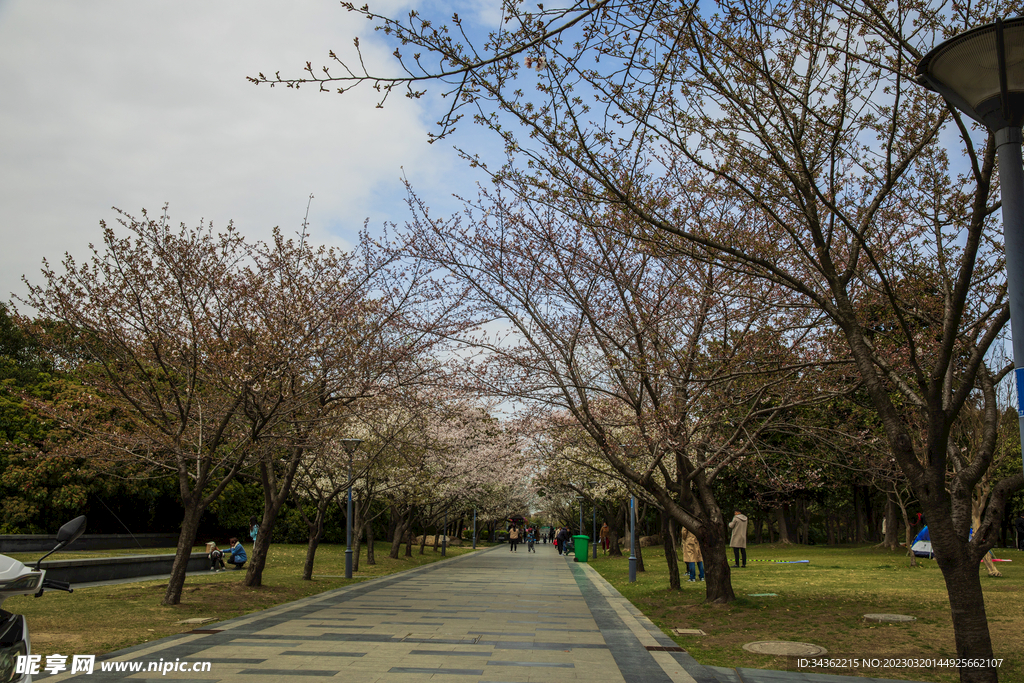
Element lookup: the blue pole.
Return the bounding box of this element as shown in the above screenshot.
[345,455,353,579]
[628,496,637,582]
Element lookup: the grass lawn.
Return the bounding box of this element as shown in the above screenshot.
[4,541,481,658]
[588,543,1022,683]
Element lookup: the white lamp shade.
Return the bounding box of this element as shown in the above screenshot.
[918,17,1024,130]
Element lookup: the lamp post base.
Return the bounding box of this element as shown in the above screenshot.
[628,556,637,583]
[345,549,353,579]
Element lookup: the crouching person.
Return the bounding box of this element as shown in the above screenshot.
[206,541,226,571]
[226,537,247,570]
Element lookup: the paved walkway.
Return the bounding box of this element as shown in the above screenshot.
[41,544,924,683]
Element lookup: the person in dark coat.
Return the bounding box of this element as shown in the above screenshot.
[1014,513,1024,551]
[555,527,572,555]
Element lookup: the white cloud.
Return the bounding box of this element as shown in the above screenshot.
[0,0,468,301]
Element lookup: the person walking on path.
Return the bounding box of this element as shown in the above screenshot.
[729,511,748,567]
[599,522,610,553]
[556,526,572,555]
[509,525,520,552]
[681,527,705,581]
[526,527,536,552]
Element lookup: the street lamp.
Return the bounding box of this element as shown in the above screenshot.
[629,495,637,583]
[587,480,598,560]
[619,445,639,582]
[340,438,362,579]
[577,494,584,537]
[917,17,1024,483]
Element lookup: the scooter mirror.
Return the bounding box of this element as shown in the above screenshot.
[35,515,87,570]
[56,516,87,546]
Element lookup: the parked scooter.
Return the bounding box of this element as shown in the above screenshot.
[0,516,86,683]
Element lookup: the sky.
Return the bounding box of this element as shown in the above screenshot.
[0,0,495,305]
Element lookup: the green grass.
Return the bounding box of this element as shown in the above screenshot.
[588,543,1022,683]
[4,541,480,657]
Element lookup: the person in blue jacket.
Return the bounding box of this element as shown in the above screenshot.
[225,537,247,569]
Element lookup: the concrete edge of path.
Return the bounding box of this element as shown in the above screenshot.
[571,560,714,683]
[36,544,503,682]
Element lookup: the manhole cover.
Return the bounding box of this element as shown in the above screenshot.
[671,628,706,636]
[177,617,216,625]
[864,613,916,623]
[743,641,828,656]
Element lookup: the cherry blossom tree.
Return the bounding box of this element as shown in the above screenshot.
[19,208,266,605]
[259,0,1024,672]
[394,192,840,602]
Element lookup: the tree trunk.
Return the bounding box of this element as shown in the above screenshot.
[662,514,681,590]
[301,505,327,581]
[928,517,1000,683]
[800,499,811,544]
[162,502,204,605]
[245,447,306,588]
[634,529,645,572]
[881,492,899,549]
[900,504,917,567]
[696,508,735,604]
[854,486,867,543]
[352,495,363,573]
[776,506,791,543]
[365,519,376,565]
[864,486,879,543]
[606,504,624,556]
[244,506,278,588]
[389,513,408,559]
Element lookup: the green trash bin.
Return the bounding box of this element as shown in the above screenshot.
[572,535,590,562]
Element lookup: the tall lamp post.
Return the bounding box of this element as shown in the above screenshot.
[917,17,1024,483]
[619,445,639,582]
[629,495,637,583]
[340,438,362,579]
[587,480,598,560]
[577,494,584,536]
